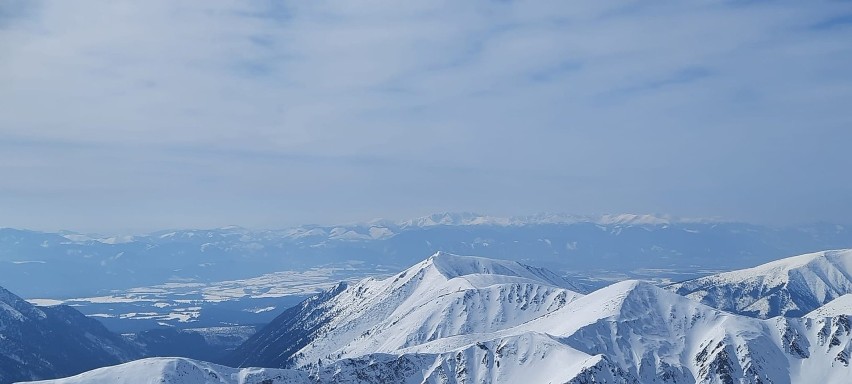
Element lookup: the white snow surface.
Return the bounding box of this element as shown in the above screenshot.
[805,293,852,318]
[668,249,852,318]
[23,341,621,384]
[22,358,307,384]
[285,252,586,365]
[21,252,852,384]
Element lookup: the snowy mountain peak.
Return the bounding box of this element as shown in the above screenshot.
[426,251,539,278]
[417,252,582,291]
[669,249,852,318]
[738,249,852,278]
[227,253,585,368]
[551,279,709,328]
[24,357,303,384]
[574,280,671,308]
[27,252,852,384]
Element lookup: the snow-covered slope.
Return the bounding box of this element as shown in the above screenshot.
[26,346,632,384]
[805,294,852,318]
[222,254,852,383]
[524,281,792,383]
[25,253,852,384]
[668,249,852,318]
[42,277,852,383]
[227,252,585,368]
[0,285,140,383]
[396,279,851,383]
[23,357,306,384]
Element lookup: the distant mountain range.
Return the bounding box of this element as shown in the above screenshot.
[22,250,852,384]
[2,213,851,298]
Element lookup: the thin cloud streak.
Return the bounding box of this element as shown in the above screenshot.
[0,0,850,232]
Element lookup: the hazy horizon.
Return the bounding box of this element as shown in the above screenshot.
[2,211,850,236]
[2,1,851,232]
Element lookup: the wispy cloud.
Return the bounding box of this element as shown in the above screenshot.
[0,0,850,231]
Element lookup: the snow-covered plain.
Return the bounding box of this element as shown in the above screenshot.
[29,263,380,331]
[6,213,852,301]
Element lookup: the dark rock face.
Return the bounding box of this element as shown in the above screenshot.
[815,315,852,366]
[0,285,141,383]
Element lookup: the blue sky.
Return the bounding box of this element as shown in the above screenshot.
[1,0,851,232]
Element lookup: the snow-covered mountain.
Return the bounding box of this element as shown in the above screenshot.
[516,280,827,383]
[23,358,305,384]
[668,249,852,318]
[0,285,140,383]
[33,259,852,383]
[217,253,852,383]
[23,252,852,383]
[227,252,585,368]
[807,294,852,318]
[25,350,629,384]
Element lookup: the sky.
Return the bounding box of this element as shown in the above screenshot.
[1,0,851,233]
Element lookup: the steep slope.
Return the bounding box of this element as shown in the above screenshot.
[27,342,636,384]
[774,313,852,381]
[668,249,852,318]
[24,357,307,384]
[563,281,851,383]
[49,277,852,384]
[805,294,852,318]
[30,254,852,383]
[523,281,791,383]
[227,254,852,383]
[0,285,141,383]
[226,252,584,368]
[400,332,634,384]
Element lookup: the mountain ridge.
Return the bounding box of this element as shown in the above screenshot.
[668,249,852,318]
[227,252,585,368]
[0,285,141,383]
[222,252,852,383]
[21,251,852,383]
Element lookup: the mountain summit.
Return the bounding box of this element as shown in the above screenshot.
[668,249,852,317]
[227,252,585,368]
[20,252,852,383]
[220,252,852,383]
